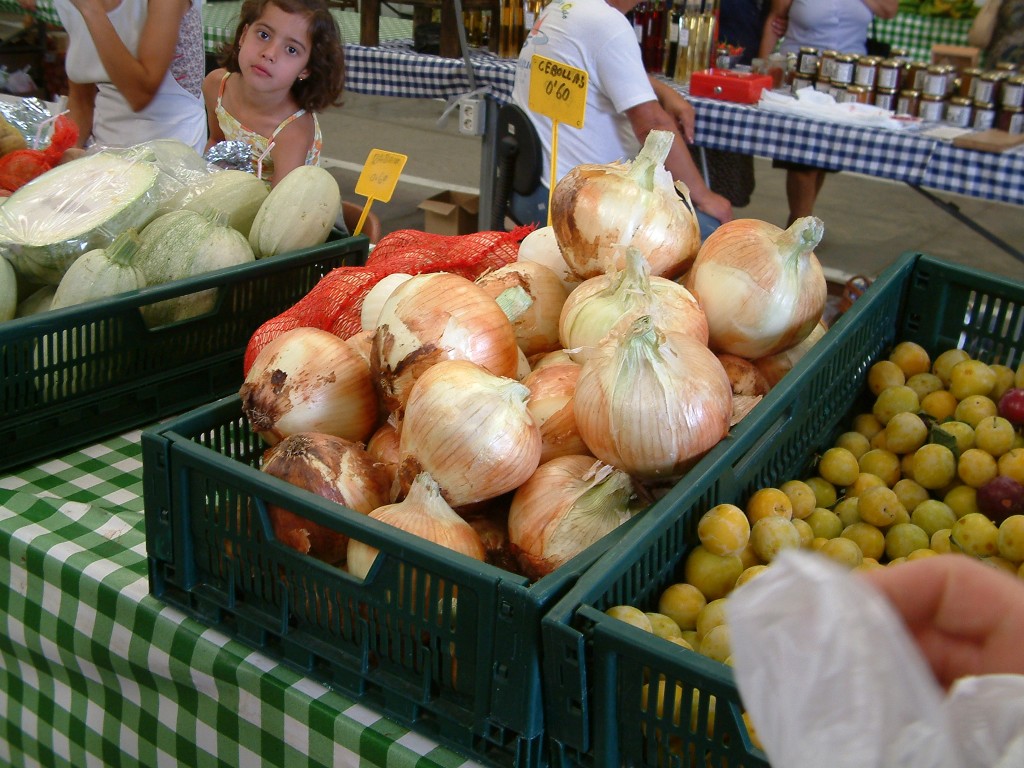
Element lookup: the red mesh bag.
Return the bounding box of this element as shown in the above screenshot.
[243,226,534,374]
[0,114,78,193]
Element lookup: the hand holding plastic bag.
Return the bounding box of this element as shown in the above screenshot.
[726,551,1024,768]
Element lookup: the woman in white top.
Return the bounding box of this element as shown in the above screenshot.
[54,0,207,153]
[759,0,897,225]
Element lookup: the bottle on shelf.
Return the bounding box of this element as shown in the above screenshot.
[674,0,702,84]
[642,1,666,73]
[498,0,525,58]
[663,1,682,78]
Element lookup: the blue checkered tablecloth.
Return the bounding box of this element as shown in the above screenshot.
[344,40,518,101]
[679,88,1024,208]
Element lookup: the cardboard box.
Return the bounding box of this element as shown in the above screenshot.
[931,44,980,70]
[419,191,479,235]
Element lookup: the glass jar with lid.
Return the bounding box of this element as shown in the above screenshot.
[854,56,880,90]
[909,61,929,91]
[831,54,856,87]
[944,97,973,128]
[874,88,897,111]
[973,101,996,130]
[995,62,1020,75]
[922,65,949,98]
[1001,75,1024,110]
[797,47,820,77]
[919,94,946,122]
[896,89,920,117]
[890,47,911,62]
[960,67,983,99]
[877,59,903,91]
[997,106,1023,134]
[973,72,1001,105]
[818,50,838,81]
[844,85,871,104]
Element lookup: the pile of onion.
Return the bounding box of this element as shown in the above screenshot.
[550,130,701,280]
[684,216,827,359]
[476,260,569,357]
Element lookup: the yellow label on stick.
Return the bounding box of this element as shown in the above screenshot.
[528,55,588,129]
[355,149,407,203]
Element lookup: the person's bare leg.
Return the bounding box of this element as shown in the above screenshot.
[785,168,825,225]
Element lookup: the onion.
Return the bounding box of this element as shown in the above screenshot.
[371,271,520,415]
[240,327,379,446]
[360,272,412,331]
[684,216,827,359]
[574,316,732,480]
[559,247,708,362]
[754,320,829,386]
[522,362,590,463]
[366,417,401,491]
[346,328,375,365]
[717,353,771,397]
[529,349,575,370]
[476,261,570,357]
[346,472,486,580]
[397,359,542,507]
[508,455,637,579]
[516,225,579,292]
[550,130,701,280]
[261,432,392,564]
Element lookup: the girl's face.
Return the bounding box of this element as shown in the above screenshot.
[238,4,313,90]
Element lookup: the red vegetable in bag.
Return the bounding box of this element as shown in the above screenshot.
[0,114,78,194]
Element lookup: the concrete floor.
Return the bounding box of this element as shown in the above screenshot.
[321,91,1023,283]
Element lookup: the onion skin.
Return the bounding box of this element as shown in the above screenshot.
[261,432,392,564]
[371,272,519,415]
[574,316,732,480]
[366,418,401,491]
[397,359,542,508]
[550,131,700,280]
[717,353,771,397]
[684,216,826,359]
[517,225,580,292]
[240,327,379,446]
[508,455,636,580]
[753,320,828,386]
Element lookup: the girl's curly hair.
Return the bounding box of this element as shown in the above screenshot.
[219,0,345,112]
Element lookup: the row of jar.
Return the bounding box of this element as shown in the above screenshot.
[784,48,1024,112]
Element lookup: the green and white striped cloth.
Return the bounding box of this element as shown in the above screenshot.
[873,13,973,63]
[0,433,479,768]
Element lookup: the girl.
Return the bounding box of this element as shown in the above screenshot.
[204,0,345,186]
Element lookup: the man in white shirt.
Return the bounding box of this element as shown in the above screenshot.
[510,0,733,238]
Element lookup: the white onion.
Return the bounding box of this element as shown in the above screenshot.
[517,225,579,291]
[261,432,392,564]
[550,130,701,280]
[359,272,412,331]
[346,472,486,580]
[684,216,826,359]
[574,316,732,480]
[559,247,708,362]
[397,359,541,507]
[508,455,636,580]
[522,362,590,463]
[240,327,379,446]
[476,260,570,357]
[754,320,829,386]
[370,271,519,415]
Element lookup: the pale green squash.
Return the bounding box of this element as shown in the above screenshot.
[248,165,341,259]
[0,255,16,321]
[184,170,270,238]
[51,229,146,310]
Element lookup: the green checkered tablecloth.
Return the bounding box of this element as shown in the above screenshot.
[0,1,413,54]
[0,433,481,768]
[873,13,972,63]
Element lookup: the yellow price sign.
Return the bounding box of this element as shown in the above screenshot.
[527,54,588,129]
[355,149,408,203]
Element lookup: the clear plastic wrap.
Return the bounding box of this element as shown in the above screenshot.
[727,550,1024,768]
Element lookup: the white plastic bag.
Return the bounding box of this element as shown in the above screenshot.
[726,551,1024,768]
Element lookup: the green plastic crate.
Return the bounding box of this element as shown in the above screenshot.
[0,233,368,473]
[540,252,1024,768]
[141,394,648,768]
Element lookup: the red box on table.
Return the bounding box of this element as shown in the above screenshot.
[689,68,773,104]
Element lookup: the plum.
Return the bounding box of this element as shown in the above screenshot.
[977,476,1024,524]
[998,387,1024,428]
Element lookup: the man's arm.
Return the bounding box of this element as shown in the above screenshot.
[649,76,694,143]
[625,100,733,224]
